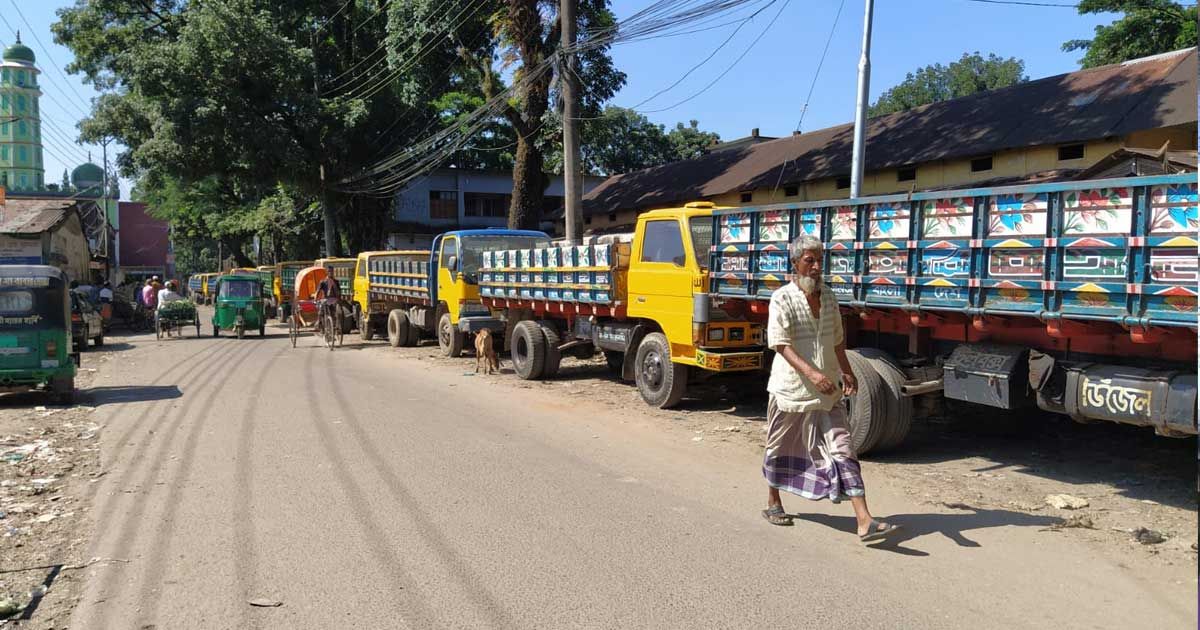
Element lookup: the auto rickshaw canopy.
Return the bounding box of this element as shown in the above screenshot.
[294,266,328,300]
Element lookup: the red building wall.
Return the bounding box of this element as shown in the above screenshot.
[118,202,170,269]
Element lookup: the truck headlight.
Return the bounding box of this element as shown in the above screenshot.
[708,328,725,341]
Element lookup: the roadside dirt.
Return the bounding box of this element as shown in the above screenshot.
[0,337,126,628]
[383,337,1198,574]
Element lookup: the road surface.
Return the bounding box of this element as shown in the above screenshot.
[69,318,1197,629]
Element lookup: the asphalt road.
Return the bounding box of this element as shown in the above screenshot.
[69,318,1196,629]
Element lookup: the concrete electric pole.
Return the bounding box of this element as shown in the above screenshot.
[561,0,584,244]
[849,0,874,199]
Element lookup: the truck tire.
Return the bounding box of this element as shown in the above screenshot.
[388,310,411,347]
[844,350,886,456]
[93,330,104,347]
[359,313,374,341]
[536,321,562,379]
[635,332,687,408]
[510,320,546,380]
[438,313,463,357]
[854,348,914,452]
[52,376,74,405]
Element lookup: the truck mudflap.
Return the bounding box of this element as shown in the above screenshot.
[457,316,505,335]
[693,348,763,372]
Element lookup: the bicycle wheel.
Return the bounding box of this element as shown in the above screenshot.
[289,315,298,348]
[334,309,344,347]
[323,312,336,350]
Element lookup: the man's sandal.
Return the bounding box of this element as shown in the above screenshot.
[761,504,793,526]
[859,519,901,543]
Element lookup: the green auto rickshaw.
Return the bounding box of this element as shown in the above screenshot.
[211,273,266,338]
[0,265,78,403]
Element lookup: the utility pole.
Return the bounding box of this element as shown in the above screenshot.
[849,0,874,199]
[560,0,583,244]
[312,27,338,256]
[101,137,115,273]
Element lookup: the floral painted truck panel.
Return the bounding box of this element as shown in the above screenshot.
[708,174,1198,328]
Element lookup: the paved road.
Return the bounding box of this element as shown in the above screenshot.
[71,319,1196,629]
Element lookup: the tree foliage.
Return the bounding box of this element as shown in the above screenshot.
[869,52,1027,117]
[543,107,722,175]
[1063,0,1197,68]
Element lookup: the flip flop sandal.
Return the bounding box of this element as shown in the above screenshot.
[859,519,901,543]
[761,504,794,526]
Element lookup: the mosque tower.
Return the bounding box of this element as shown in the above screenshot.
[0,32,43,191]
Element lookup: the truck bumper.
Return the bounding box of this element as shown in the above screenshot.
[457,316,506,335]
[693,348,764,372]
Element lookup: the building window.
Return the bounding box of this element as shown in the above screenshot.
[428,190,457,220]
[897,166,917,182]
[34,147,40,166]
[1,146,8,161]
[17,121,25,138]
[0,94,7,112]
[1058,144,1084,161]
[19,174,26,189]
[740,191,752,203]
[784,186,799,197]
[1,69,8,83]
[836,176,851,190]
[15,71,24,87]
[641,220,685,266]
[970,156,993,172]
[17,146,26,162]
[463,192,507,218]
[32,123,37,140]
[16,95,24,112]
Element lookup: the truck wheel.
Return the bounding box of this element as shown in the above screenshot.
[93,331,104,347]
[854,348,914,452]
[388,310,411,348]
[603,351,623,375]
[359,314,374,341]
[510,321,545,380]
[536,321,562,378]
[438,313,463,357]
[52,376,74,405]
[844,350,887,456]
[635,333,687,408]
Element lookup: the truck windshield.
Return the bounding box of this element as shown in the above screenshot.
[689,217,713,270]
[460,235,551,278]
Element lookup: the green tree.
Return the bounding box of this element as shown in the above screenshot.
[666,120,720,161]
[1063,1,1197,68]
[869,52,1027,117]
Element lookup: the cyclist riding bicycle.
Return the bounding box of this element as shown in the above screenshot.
[313,266,341,328]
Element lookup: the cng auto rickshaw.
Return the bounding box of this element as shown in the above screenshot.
[211,273,266,338]
[0,266,78,403]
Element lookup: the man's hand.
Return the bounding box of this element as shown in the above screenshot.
[809,372,837,395]
[841,371,858,396]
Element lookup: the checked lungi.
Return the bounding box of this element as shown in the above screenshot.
[762,394,865,503]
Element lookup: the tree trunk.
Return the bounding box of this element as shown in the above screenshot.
[221,237,255,268]
[322,187,339,257]
[509,136,546,231]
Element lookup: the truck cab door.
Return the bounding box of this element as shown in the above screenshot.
[436,236,460,321]
[628,218,698,359]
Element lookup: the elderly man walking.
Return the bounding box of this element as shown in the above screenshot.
[761,235,900,543]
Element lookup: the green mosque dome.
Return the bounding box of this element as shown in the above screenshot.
[2,34,35,64]
[72,162,104,188]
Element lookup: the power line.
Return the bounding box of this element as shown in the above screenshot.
[322,0,460,95]
[794,0,845,132]
[315,0,358,33]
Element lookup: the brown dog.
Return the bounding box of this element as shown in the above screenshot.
[475,329,499,374]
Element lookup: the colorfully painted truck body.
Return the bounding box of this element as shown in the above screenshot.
[352,229,551,351]
[274,261,312,320]
[709,173,1197,448]
[478,204,764,408]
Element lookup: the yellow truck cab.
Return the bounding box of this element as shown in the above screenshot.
[477,202,763,408]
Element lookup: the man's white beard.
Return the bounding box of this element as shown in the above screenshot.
[795,275,819,294]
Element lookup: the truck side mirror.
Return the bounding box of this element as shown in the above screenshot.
[447,255,458,271]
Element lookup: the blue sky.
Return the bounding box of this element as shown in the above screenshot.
[21,1,1125,200]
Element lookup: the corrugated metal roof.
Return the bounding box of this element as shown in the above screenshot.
[0,199,73,234]
[584,48,1198,215]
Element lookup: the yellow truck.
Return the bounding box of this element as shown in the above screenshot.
[479,203,764,408]
[274,260,313,320]
[352,229,552,351]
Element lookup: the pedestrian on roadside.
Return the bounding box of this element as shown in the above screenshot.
[141,278,157,311]
[761,234,901,543]
[99,282,113,303]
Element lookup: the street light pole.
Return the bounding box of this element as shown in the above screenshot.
[849,0,874,199]
[561,0,583,244]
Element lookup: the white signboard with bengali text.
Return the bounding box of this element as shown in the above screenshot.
[0,235,41,265]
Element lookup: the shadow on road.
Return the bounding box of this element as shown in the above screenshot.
[84,385,183,406]
[796,504,1062,557]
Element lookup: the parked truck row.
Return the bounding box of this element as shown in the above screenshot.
[190,173,1198,452]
